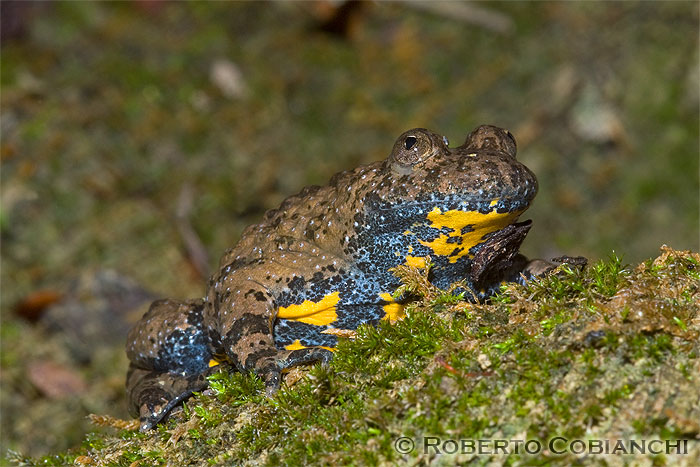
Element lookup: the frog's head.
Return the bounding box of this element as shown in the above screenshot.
[357,125,538,267]
[384,125,537,213]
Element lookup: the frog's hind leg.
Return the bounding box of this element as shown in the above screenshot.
[126,364,216,431]
[126,298,215,431]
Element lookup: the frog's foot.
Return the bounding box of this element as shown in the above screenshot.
[524,255,588,277]
[126,298,214,430]
[127,364,215,431]
[254,348,335,396]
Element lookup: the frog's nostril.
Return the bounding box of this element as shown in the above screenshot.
[404,136,417,150]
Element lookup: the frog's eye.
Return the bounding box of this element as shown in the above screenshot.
[404,136,418,150]
[389,128,447,173]
[463,125,517,158]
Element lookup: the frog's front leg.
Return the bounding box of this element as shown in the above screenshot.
[211,281,334,395]
[468,222,586,294]
[522,255,588,278]
[126,298,214,431]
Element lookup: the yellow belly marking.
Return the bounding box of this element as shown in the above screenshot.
[404,255,427,268]
[277,291,340,326]
[380,292,405,323]
[284,339,335,352]
[418,206,521,263]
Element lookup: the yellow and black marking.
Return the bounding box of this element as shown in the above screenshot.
[379,292,405,323]
[277,291,340,326]
[413,205,522,263]
[284,339,335,352]
[273,286,408,350]
[404,255,427,268]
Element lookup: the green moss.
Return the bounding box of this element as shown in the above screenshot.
[9,249,700,464]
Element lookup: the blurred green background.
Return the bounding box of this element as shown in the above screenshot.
[1,0,698,458]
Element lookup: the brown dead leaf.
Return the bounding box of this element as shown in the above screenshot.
[14,289,63,321]
[27,360,87,399]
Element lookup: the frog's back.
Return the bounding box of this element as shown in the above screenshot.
[217,162,384,270]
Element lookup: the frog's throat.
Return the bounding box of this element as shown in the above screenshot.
[412,206,524,264]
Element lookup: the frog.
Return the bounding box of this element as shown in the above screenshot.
[126,124,584,431]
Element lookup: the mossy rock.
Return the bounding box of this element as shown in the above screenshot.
[13,246,699,466]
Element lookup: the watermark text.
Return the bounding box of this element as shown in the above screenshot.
[393,436,689,456]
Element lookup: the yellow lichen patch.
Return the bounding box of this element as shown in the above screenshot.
[404,255,427,268]
[418,206,522,263]
[379,292,406,323]
[277,291,340,326]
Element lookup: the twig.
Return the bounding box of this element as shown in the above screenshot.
[176,183,210,281]
[400,1,514,35]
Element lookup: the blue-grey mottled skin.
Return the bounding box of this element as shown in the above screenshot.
[126,125,560,431]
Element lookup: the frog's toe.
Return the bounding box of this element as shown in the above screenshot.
[523,259,557,277]
[137,385,203,431]
[127,364,213,430]
[525,256,588,277]
[282,347,334,368]
[550,255,587,269]
[258,348,334,395]
[257,358,282,395]
[136,387,172,431]
[264,370,282,396]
